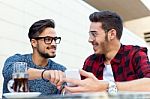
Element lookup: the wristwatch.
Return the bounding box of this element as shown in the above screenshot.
[107,81,118,95]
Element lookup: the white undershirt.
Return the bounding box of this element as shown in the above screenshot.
[103,64,115,82]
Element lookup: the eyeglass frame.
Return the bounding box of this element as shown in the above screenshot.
[33,36,61,44]
[89,29,112,38]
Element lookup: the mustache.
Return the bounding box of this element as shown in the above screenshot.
[46,45,56,50]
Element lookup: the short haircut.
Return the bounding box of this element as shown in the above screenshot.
[89,10,123,40]
[28,19,55,41]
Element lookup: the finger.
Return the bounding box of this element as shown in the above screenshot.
[57,85,61,90]
[80,69,97,80]
[56,71,64,86]
[54,70,60,85]
[63,77,82,86]
[65,86,85,93]
[50,70,55,83]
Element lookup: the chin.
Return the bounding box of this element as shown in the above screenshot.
[94,51,98,54]
[94,50,102,55]
[50,54,56,58]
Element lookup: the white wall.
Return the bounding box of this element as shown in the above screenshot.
[121,28,150,56]
[0,0,149,97]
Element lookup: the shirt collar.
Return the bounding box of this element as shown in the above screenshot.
[111,44,124,64]
[99,44,124,64]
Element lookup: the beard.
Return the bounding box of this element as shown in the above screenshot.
[37,47,56,58]
[36,43,57,58]
[94,35,108,55]
[39,52,56,58]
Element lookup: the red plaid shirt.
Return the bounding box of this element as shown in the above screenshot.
[82,44,150,81]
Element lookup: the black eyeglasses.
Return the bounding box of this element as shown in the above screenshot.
[33,36,61,44]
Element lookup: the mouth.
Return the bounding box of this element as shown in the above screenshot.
[46,46,57,54]
[51,46,56,50]
[92,42,97,47]
[47,45,56,50]
[92,43,98,51]
[48,48,56,54]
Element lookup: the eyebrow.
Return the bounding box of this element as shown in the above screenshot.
[89,31,97,33]
[90,31,96,32]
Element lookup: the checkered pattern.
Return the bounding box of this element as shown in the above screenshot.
[82,44,150,81]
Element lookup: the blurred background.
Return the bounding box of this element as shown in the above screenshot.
[0,0,150,97]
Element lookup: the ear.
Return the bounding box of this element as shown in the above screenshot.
[108,29,116,40]
[31,39,37,48]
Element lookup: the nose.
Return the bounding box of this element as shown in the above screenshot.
[88,35,94,43]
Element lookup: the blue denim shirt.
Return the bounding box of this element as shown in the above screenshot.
[2,54,66,95]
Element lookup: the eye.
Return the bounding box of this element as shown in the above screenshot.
[45,37,52,41]
[90,32,97,37]
[92,32,97,37]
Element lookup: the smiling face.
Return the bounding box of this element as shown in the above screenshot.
[88,22,109,54]
[31,27,58,58]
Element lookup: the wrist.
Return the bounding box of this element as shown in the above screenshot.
[104,81,109,91]
[97,80,109,91]
[41,69,49,82]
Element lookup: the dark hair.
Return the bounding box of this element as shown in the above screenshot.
[89,10,123,40]
[28,19,55,40]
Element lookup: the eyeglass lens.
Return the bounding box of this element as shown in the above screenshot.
[44,37,61,44]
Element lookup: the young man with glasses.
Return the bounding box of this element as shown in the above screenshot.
[63,10,150,94]
[2,19,66,95]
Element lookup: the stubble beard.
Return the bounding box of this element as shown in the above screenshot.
[38,49,56,58]
[96,36,108,55]
[40,52,56,58]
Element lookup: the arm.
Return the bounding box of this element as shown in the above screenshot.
[64,70,150,93]
[3,54,65,89]
[115,47,150,91]
[28,68,65,87]
[27,68,43,80]
[116,78,150,91]
[64,69,108,93]
[132,48,150,78]
[2,54,25,93]
[114,47,150,91]
[2,54,45,81]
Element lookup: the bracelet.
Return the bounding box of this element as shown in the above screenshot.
[41,69,49,82]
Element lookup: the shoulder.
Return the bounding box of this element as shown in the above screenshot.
[48,59,66,71]
[4,53,30,64]
[85,54,103,61]
[5,54,23,62]
[123,45,147,54]
[3,54,28,74]
[84,54,103,64]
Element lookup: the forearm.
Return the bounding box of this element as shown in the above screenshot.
[116,78,150,91]
[27,68,64,86]
[27,68,44,80]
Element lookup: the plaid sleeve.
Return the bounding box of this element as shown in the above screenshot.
[132,48,150,78]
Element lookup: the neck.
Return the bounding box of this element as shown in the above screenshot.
[32,52,48,67]
[104,41,121,64]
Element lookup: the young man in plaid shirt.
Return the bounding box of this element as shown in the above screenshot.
[64,10,150,94]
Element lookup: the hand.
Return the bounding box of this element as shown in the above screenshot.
[63,69,108,93]
[44,70,65,87]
